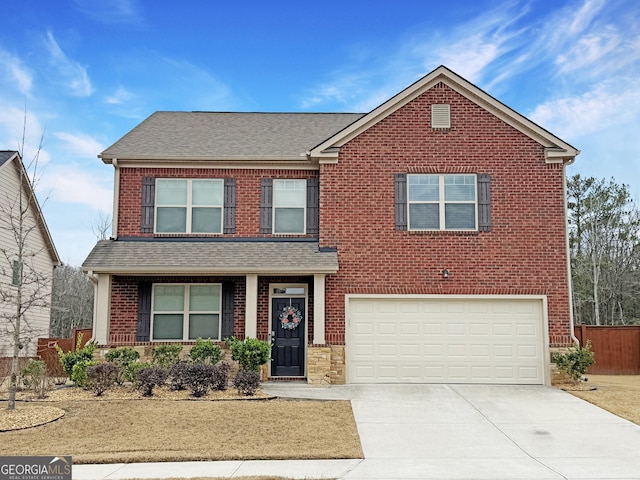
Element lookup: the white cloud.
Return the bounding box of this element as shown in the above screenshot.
[529,80,640,139]
[44,31,94,97]
[105,86,134,105]
[0,49,32,94]
[72,0,142,25]
[53,132,104,158]
[39,167,112,212]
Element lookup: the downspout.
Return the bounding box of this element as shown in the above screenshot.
[111,158,119,238]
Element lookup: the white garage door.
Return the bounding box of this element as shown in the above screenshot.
[347,296,546,384]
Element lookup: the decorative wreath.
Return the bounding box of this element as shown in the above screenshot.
[279,305,303,330]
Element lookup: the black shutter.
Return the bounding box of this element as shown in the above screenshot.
[223,178,236,234]
[306,177,319,235]
[221,281,235,339]
[141,177,155,233]
[136,282,152,341]
[394,173,407,231]
[259,178,273,233]
[478,173,492,232]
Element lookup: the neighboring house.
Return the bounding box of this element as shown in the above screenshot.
[82,66,579,385]
[0,151,60,360]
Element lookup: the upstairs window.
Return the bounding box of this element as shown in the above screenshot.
[151,284,222,341]
[408,174,477,230]
[273,179,307,234]
[155,179,223,234]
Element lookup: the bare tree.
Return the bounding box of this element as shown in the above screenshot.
[0,110,56,410]
[91,212,112,241]
[50,264,94,338]
[568,175,640,325]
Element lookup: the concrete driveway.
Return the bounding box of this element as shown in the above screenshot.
[75,383,640,479]
[263,383,640,480]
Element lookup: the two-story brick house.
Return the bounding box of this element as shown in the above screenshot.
[82,66,578,385]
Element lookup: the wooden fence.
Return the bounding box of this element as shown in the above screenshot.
[574,324,640,375]
[37,328,93,376]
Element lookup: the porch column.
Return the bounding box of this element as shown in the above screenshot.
[313,274,326,344]
[90,273,111,345]
[245,274,258,338]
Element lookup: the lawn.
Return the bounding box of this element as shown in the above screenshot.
[563,374,640,425]
[0,387,363,464]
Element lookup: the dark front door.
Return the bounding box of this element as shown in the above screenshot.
[271,297,305,377]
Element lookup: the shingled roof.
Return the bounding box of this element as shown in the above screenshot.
[83,239,338,274]
[99,112,364,162]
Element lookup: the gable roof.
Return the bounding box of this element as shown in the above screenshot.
[99,112,364,163]
[0,150,61,266]
[308,65,579,164]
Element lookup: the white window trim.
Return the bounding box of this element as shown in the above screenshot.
[154,178,224,234]
[150,283,222,341]
[407,174,478,231]
[272,179,307,235]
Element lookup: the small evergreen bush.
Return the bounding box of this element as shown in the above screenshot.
[226,337,271,372]
[152,344,183,368]
[184,363,214,397]
[169,361,189,391]
[552,341,595,382]
[21,360,52,398]
[211,362,231,391]
[233,369,260,396]
[189,337,222,364]
[105,347,140,384]
[87,363,118,396]
[136,366,168,397]
[71,360,98,388]
[56,334,96,378]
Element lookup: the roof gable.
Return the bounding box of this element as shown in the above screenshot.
[307,66,579,164]
[0,151,61,265]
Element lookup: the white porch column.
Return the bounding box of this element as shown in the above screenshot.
[91,273,111,345]
[245,274,258,338]
[313,274,326,345]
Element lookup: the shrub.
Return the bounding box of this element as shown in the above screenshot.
[211,362,231,391]
[226,337,271,372]
[135,366,168,397]
[105,347,140,384]
[87,363,118,396]
[152,344,183,368]
[184,363,214,397]
[552,341,595,382]
[189,337,222,365]
[233,369,260,396]
[71,360,98,388]
[169,361,189,391]
[21,360,52,398]
[56,334,96,378]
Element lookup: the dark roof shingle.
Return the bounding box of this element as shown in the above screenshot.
[100,112,364,160]
[83,239,338,274]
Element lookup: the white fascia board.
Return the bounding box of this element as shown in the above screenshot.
[308,65,579,164]
[82,266,339,275]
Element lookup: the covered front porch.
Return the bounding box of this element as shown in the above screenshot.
[82,239,343,383]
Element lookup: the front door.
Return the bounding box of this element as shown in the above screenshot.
[271,297,305,377]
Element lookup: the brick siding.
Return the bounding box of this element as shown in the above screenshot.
[319,83,573,347]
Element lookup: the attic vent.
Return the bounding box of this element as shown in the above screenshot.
[431,104,450,129]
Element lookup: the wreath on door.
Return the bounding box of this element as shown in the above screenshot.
[279,305,303,330]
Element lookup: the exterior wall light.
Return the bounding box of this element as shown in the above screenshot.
[441,268,449,279]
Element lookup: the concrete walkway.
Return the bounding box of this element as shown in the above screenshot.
[74,384,640,479]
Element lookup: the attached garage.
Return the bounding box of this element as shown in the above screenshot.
[346,296,548,385]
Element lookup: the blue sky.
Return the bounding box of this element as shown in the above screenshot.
[2,0,639,266]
